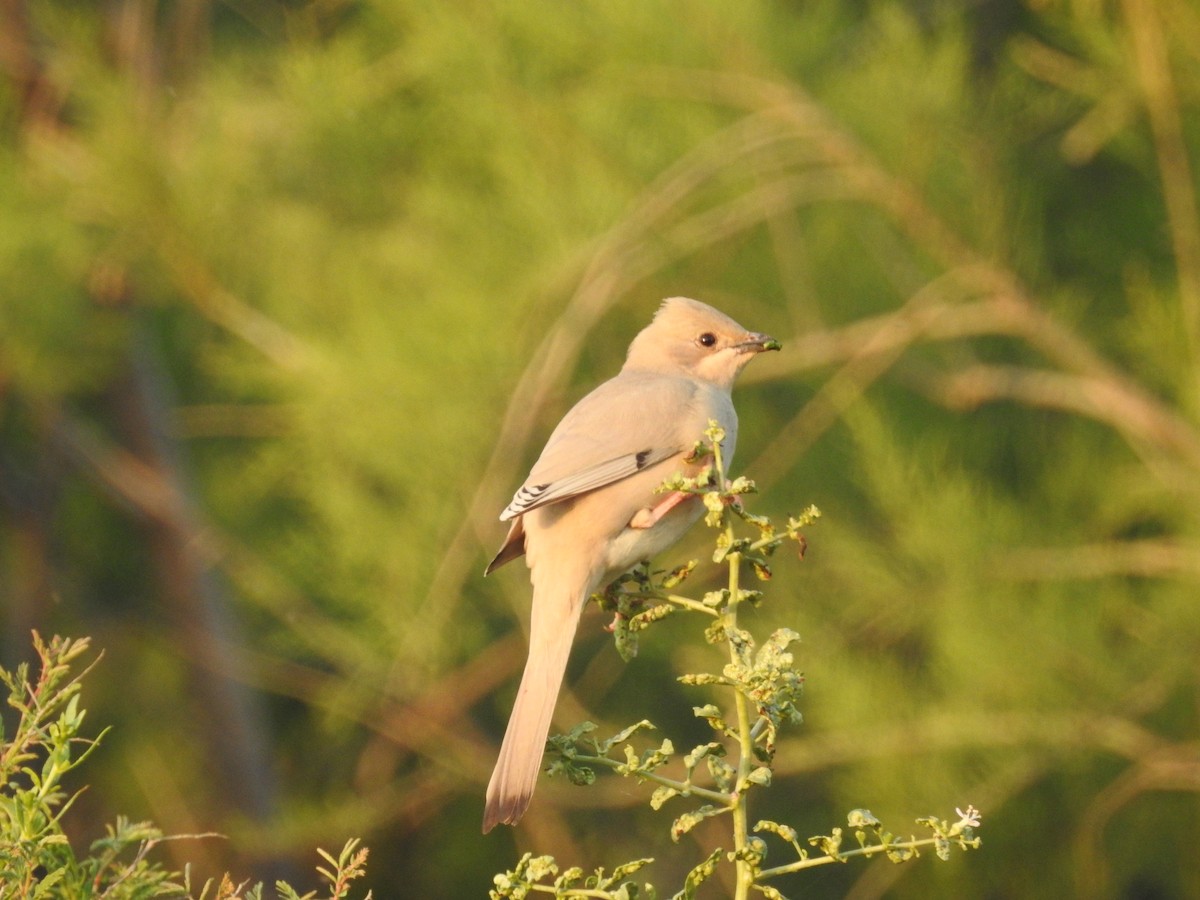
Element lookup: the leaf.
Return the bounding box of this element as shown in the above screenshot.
[730,835,768,866]
[753,820,799,845]
[706,755,736,793]
[754,885,790,900]
[670,848,722,900]
[554,866,585,888]
[678,672,727,687]
[613,617,640,662]
[807,827,845,860]
[651,786,679,810]
[661,560,698,588]
[846,809,880,829]
[601,720,656,752]
[670,805,727,842]
[727,476,756,495]
[704,616,729,645]
[629,604,675,632]
[683,741,724,769]
[684,440,712,464]
[702,491,726,527]
[691,706,734,737]
[609,858,655,881]
[744,767,772,788]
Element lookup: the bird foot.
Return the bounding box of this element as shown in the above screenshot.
[629,490,692,529]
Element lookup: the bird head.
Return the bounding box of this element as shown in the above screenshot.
[623,297,780,390]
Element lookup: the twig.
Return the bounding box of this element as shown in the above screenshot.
[1123,0,1200,369]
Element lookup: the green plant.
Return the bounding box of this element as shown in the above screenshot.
[0,632,371,900]
[490,423,981,899]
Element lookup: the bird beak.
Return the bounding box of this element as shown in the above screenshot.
[736,332,782,354]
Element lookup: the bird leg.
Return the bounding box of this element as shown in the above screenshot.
[629,490,692,529]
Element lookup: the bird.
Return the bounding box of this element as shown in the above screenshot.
[482,297,779,833]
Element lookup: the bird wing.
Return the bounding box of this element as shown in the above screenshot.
[499,373,703,522]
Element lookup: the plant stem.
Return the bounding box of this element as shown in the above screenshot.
[724,549,753,900]
[528,887,620,898]
[661,593,720,616]
[727,547,755,900]
[567,754,731,806]
[712,436,756,900]
[757,833,979,879]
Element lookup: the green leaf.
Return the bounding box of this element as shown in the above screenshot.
[650,786,679,810]
[670,805,727,842]
[609,858,655,881]
[847,809,880,829]
[807,827,846,860]
[601,720,656,752]
[683,741,724,770]
[670,848,722,900]
[744,767,772,788]
[660,560,698,589]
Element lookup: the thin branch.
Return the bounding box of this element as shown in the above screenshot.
[154,229,314,372]
[746,268,986,492]
[1124,0,1200,372]
[995,539,1200,581]
[770,710,1171,778]
[38,397,371,672]
[567,753,731,807]
[929,362,1200,475]
[209,627,526,781]
[1074,740,1200,895]
[634,65,982,272]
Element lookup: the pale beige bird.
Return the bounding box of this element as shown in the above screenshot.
[482,297,779,832]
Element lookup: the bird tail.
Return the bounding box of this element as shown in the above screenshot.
[483,579,587,833]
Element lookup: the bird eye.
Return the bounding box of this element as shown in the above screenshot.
[697,332,717,348]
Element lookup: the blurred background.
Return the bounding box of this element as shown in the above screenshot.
[2,0,1199,896]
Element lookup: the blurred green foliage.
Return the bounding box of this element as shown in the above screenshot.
[0,633,372,899]
[2,0,1199,897]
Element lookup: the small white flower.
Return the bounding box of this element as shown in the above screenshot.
[955,805,981,828]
